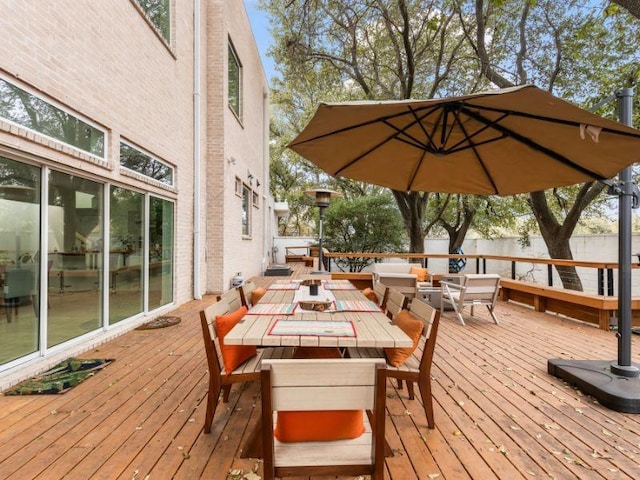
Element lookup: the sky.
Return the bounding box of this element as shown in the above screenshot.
[244,0,277,82]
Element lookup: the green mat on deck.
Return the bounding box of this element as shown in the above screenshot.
[3,357,114,395]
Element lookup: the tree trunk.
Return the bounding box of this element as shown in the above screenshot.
[529,191,583,291]
[392,190,428,253]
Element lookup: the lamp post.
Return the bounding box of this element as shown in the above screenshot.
[305,188,341,273]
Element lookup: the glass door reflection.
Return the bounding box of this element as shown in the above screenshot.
[47,171,102,347]
[0,157,40,364]
[109,186,144,323]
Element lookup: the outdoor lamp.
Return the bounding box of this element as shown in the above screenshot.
[305,187,341,273]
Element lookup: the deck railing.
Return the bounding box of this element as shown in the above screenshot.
[323,251,637,297]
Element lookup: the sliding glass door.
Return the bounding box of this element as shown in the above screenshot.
[0,157,40,364]
[109,186,144,323]
[47,171,103,347]
[148,197,173,311]
[0,157,176,368]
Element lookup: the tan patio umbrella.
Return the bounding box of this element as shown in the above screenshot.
[289,85,640,412]
[288,85,640,196]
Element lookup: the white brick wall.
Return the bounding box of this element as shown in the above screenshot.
[0,0,269,300]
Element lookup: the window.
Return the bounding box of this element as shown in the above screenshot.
[0,77,105,158]
[120,142,174,186]
[242,184,251,237]
[134,0,171,43]
[228,41,242,119]
[252,191,259,208]
[235,176,242,196]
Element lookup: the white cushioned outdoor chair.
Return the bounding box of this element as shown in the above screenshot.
[441,273,501,325]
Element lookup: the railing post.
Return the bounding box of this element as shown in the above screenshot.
[597,268,604,296]
[511,261,516,280]
[608,268,614,296]
[548,264,553,287]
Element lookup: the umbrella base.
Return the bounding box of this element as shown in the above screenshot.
[548,359,640,413]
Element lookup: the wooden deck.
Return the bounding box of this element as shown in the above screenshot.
[1,263,640,479]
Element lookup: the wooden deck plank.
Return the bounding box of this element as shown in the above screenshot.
[1,263,640,480]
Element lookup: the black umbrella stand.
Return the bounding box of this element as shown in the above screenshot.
[548,88,640,413]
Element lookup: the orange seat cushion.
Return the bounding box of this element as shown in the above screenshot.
[410,266,429,282]
[362,287,378,304]
[384,309,424,367]
[215,306,256,374]
[274,410,365,443]
[274,345,363,443]
[251,287,267,305]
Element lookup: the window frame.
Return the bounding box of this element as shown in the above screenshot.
[0,74,107,160]
[131,0,172,47]
[241,183,251,238]
[228,40,243,121]
[119,140,175,187]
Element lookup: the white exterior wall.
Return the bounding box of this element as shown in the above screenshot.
[0,0,271,383]
[205,0,269,292]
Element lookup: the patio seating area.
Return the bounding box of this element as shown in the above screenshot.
[1,262,640,479]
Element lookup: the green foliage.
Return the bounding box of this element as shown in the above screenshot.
[263,0,640,264]
[323,194,406,271]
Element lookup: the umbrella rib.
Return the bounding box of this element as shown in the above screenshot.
[407,105,443,152]
[461,106,609,180]
[468,104,640,139]
[334,126,418,176]
[406,149,429,192]
[288,104,441,148]
[453,108,500,194]
[445,112,509,152]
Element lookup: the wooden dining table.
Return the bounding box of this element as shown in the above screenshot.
[225,281,413,349]
[226,279,412,459]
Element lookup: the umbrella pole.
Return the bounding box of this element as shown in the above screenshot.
[611,87,639,377]
[548,87,640,412]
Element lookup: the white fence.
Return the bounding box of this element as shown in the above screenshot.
[273,233,640,296]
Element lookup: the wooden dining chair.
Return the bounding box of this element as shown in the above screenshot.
[385,287,408,319]
[239,280,267,307]
[260,358,387,480]
[373,281,389,310]
[199,296,293,433]
[348,299,440,429]
[362,280,388,310]
[216,287,242,311]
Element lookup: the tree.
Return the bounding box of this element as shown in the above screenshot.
[263,0,488,252]
[457,0,640,289]
[323,194,406,271]
[611,0,640,19]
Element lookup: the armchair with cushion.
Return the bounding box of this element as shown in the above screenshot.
[372,262,427,300]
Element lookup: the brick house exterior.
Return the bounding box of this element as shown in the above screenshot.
[0,0,271,385]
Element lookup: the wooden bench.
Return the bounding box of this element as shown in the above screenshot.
[499,278,640,330]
